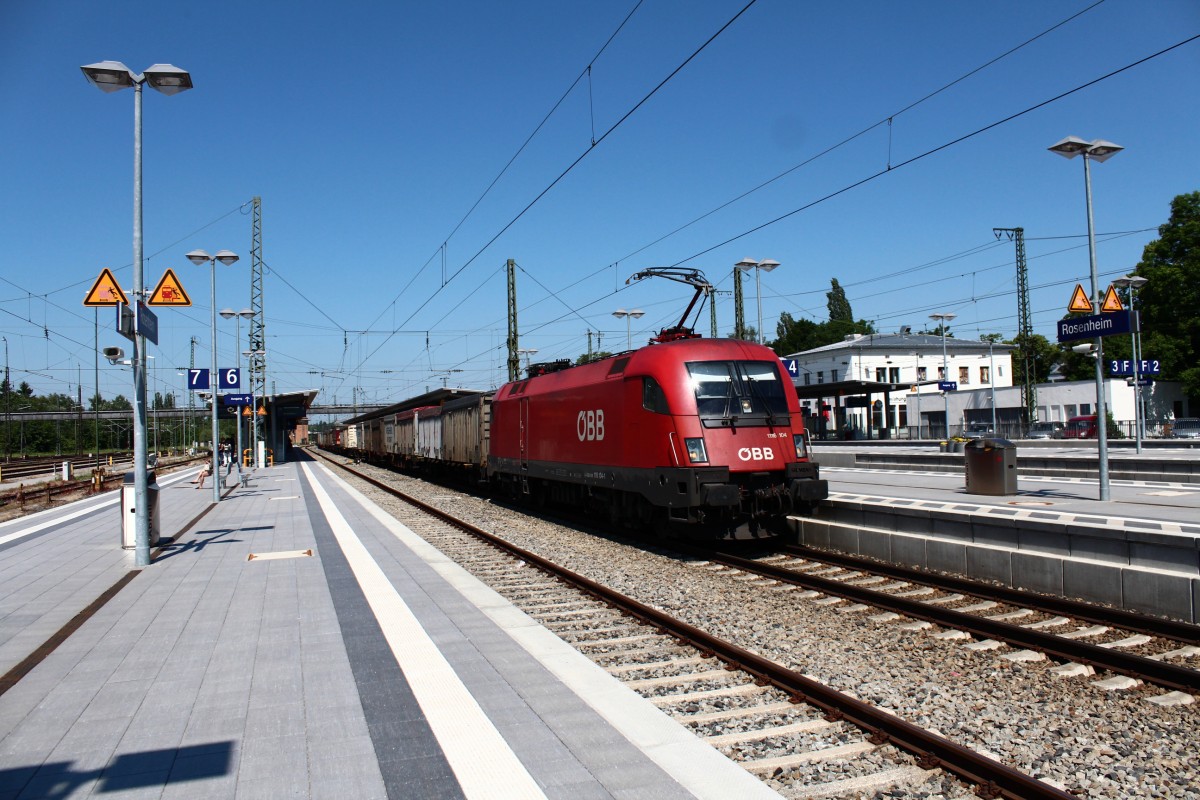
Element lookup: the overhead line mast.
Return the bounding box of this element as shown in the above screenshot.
[994,227,1036,425]
[250,197,266,456]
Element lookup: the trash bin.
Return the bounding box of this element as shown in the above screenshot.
[120,469,161,549]
[964,437,1018,495]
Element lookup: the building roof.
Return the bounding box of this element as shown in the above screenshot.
[784,332,1016,358]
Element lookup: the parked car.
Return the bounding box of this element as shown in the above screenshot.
[1063,415,1098,439]
[1168,418,1200,440]
[1027,421,1065,440]
[963,422,995,438]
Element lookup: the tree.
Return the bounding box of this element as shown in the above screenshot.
[1134,191,1200,400]
[770,279,875,355]
[1009,333,1059,386]
[575,351,614,366]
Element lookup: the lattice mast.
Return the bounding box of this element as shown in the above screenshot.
[250,197,266,424]
[506,259,519,382]
[733,269,746,340]
[994,227,1035,424]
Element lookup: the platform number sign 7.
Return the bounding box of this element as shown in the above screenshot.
[218,368,240,390]
[188,368,210,391]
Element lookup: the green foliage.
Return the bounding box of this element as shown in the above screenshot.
[770,279,875,355]
[1134,191,1200,399]
[575,351,615,365]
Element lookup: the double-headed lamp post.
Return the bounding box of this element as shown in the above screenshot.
[929,312,956,438]
[1049,136,1123,501]
[611,309,644,350]
[1112,274,1148,453]
[244,348,266,466]
[220,309,253,469]
[81,60,192,568]
[735,258,781,344]
[188,249,240,504]
[516,348,538,376]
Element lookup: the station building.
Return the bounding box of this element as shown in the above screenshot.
[783,331,1188,439]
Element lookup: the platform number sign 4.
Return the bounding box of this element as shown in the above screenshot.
[781,358,800,377]
[218,368,240,390]
[188,368,210,391]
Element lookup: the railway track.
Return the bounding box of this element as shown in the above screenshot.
[315,450,1074,800]
[682,544,1200,700]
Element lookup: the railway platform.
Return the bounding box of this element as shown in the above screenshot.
[0,455,774,800]
[801,446,1200,624]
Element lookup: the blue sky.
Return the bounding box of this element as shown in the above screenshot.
[1,0,1198,411]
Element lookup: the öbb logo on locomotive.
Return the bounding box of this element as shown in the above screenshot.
[737,447,775,461]
[576,409,605,441]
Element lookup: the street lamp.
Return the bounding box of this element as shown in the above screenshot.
[81,59,192,568]
[735,258,780,345]
[611,309,645,350]
[1112,274,1149,453]
[982,335,999,434]
[517,348,539,375]
[221,309,253,469]
[244,348,266,466]
[188,249,240,504]
[929,312,956,438]
[1049,136,1123,501]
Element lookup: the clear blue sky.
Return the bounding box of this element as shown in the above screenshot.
[1,0,1197,411]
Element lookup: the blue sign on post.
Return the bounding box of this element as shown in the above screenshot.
[1056,310,1131,343]
[780,358,800,377]
[187,368,210,391]
[217,368,241,390]
[937,381,957,391]
[224,393,252,406]
[1109,359,1161,376]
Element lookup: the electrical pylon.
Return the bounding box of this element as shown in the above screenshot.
[994,227,1036,424]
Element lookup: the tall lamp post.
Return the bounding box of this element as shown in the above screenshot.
[244,348,266,466]
[734,258,780,344]
[611,309,644,350]
[188,249,240,504]
[517,348,538,376]
[81,60,192,568]
[221,309,253,468]
[1049,136,1123,501]
[929,312,956,438]
[1112,274,1148,453]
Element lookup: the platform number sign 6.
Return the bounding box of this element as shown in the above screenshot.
[218,368,240,390]
[577,409,605,441]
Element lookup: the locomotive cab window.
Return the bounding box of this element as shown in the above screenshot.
[686,361,790,423]
[642,376,671,414]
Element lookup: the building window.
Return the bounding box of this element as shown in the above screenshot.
[937,366,946,380]
[917,366,927,381]
[830,369,838,382]
[875,367,886,382]
[889,367,900,383]
[980,366,990,384]
[958,366,969,385]
[804,373,811,386]
[817,371,824,384]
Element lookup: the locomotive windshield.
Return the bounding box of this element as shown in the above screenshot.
[686,361,791,423]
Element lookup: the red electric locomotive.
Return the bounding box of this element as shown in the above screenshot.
[489,335,827,537]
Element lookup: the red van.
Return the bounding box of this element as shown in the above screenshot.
[1063,415,1098,439]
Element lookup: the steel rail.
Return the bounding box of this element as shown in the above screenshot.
[314,452,1073,800]
[692,545,1200,694]
[781,543,1200,645]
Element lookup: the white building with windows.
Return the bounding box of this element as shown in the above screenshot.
[785,331,1014,438]
[784,331,1188,438]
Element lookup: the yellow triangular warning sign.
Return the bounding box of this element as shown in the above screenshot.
[1101,284,1124,313]
[83,268,129,307]
[1068,284,1092,313]
[148,268,192,306]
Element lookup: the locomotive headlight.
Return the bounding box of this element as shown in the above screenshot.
[684,437,709,463]
[793,433,808,460]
